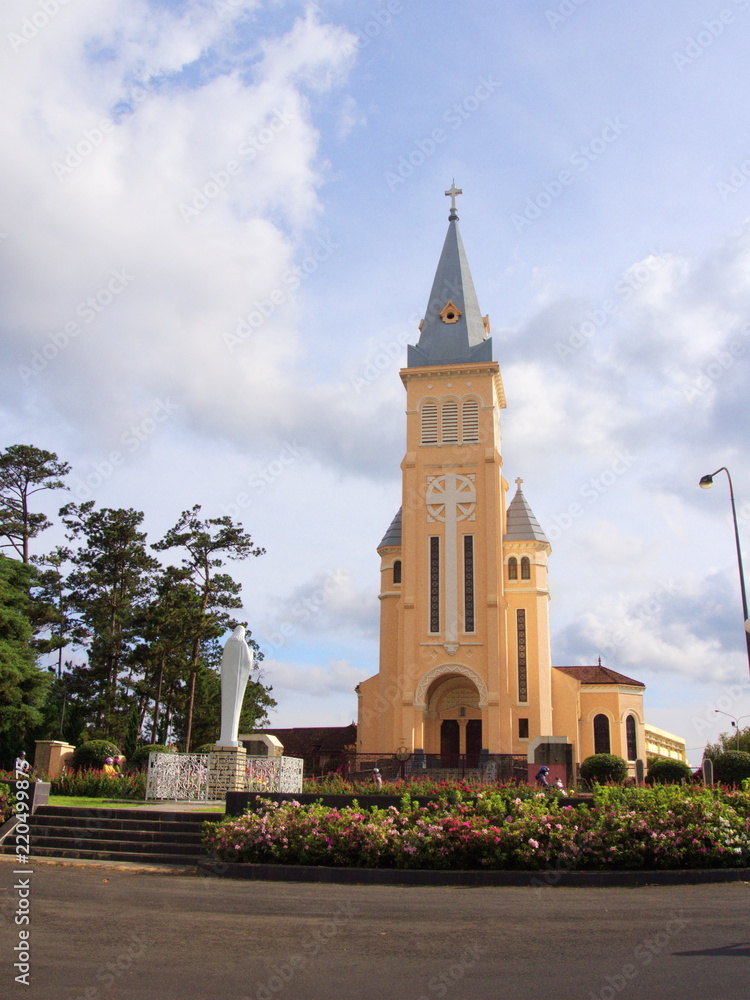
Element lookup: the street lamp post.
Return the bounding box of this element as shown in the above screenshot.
[714,710,750,750]
[699,467,750,675]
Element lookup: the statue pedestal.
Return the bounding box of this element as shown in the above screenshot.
[208,746,247,798]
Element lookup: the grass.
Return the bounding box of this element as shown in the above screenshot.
[48,795,225,811]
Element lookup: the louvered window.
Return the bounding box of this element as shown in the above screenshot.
[462,399,479,442]
[421,402,438,444]
[508,557,518,580]
[441,400,459,442]
[521,557,531,580]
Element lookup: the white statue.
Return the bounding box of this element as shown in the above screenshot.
[216,625,254,747]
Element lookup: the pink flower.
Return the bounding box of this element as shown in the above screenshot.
[528,838,539,849]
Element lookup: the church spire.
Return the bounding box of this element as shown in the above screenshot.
[407,185,493,369]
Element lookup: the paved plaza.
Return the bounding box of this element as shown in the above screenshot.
[0,856,748,1000]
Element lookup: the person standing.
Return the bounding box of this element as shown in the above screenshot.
[15,751,31,775]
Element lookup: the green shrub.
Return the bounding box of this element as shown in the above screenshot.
[193,744,216,754]
[712,750,750,786]
[647,758,692,785]
[580,753,628,785]
[0,781,12,823]
[72,740,120,771]
[129,744,174,769]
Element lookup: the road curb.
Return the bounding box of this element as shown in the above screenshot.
[196,859,750,887]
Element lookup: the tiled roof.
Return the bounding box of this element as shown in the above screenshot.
[378,507,402,549]
[553,665,645,688]
[247,725,357,757]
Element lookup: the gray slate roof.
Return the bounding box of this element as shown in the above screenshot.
[504,483,549,544]
[407,214,493,368]
[378,507,402,549]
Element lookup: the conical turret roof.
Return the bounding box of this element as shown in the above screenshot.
[504,480,549,544]
[407,187,493,368]
[378,507,402,549]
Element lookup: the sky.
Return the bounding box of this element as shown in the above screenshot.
[3,0,750,765]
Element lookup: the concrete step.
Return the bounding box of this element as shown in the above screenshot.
[27,845,203,865]
[27,834,206,855]
[0,804,224,865]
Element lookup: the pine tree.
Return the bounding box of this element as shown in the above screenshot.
[153,506,264,750]
[59,502,158,738]
[0,554,51,747]
[0,445,70,563]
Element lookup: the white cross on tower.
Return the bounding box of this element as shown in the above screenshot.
[445,181,462,216]
[426,474,476,644]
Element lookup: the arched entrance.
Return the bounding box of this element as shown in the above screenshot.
[422,673,483,766]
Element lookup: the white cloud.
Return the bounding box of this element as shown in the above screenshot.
[264,657,369,697]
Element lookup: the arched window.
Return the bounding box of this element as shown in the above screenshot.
[421,401,438,444]
[392,560,401,585]
[441,399,459,442]
[508,557,518,580]
[521,556,531,580]
[461,399,479,442]
[626,715,637,761]
[593,714,611,755]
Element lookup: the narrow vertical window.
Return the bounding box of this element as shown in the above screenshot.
[429,536,440,633]
[593,714,611,755]
[516,609,528,703]
[508,557,518,580]
[521,556,531,580]
[392,560,401,585]
[462,399,479,442]
[463,535,475,633]
[626,715,637,761]
[518,718,529,739]
[441,399,459,442]
[421,402,438,444]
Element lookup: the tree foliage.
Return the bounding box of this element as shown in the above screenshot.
[704,726,750,760]
[152,505,265,750]
[0,445,274,759]
[711,750,750,786]
[59,502,159,734]
[0,445,69,562]
[0,555,50,739]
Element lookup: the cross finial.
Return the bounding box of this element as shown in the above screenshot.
[515,477,523,487]
[445,181,462,219]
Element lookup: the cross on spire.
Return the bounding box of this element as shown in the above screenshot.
[515,477,523,487]
[445,181,462,219]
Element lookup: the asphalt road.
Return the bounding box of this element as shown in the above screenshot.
[0,857,748,1000]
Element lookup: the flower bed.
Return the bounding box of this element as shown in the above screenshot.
[48,770,147,799]
[203,785,750,871]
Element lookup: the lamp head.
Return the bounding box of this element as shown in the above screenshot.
[699,475,714,489]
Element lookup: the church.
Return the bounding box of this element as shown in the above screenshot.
[355,186,684,776]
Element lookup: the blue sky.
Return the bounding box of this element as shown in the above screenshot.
[3,0,750,763]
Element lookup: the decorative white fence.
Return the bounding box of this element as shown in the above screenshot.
[145,753,210,801]
[246,755,304,793]
[145,752,303,801]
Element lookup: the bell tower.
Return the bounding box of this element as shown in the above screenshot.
[357,187,553,759]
